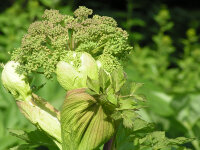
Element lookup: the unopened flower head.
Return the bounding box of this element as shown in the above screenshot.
[1,61,32,101]
[56,52,98,90]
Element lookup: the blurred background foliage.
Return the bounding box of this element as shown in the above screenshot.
[0,0,200,149]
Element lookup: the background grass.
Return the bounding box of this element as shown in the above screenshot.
[0,0,200,149]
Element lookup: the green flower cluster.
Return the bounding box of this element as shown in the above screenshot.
[11,6,132,79]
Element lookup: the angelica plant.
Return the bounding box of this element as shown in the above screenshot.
[1,6,193,150]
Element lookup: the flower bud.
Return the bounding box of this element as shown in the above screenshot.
[1,61,32,101]
[56,52,98,90]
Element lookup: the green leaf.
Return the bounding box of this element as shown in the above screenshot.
[61,89,115,150]
[111,111,122,120]
[115,123,135,150]
[115,119,154,150]
[131,118,155,133]
[122,110,138,129]
[148,91,174,116]
[117,98,137,110]
[107,93,118,106]
[130,82,144,95]
[10,144,36,150]
[115,119,193,150]
[98,68,111,92]
[9,129,58,148]
[85,88,99,96]
[139,131,194,149]
[111,69,126,93]
[39,0,60,8]
[86,76,100,94]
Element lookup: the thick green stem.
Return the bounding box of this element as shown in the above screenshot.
[103,138,113,150]
[103,129,117,150]
[16,93,62,149]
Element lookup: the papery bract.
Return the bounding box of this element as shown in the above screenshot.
[56,52,98,91]
[1,61,32,101]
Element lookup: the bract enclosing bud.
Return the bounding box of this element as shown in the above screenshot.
[1,61,32,101]
[56,52,98,90]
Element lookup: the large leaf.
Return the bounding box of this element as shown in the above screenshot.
[138,131,194,149]
[61,89,115,150]
[9,129,59,150]
[116,123,193,150]
[115,119,154,150]
[9,129,57,146]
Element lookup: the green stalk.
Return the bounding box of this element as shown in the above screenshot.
[16,93,62,149]
[103,121,119,150]
[103,136,116,150]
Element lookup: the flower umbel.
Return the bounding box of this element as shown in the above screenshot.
[11,6,132,79]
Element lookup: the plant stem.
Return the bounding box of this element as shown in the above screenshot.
[103,132,117,150]
[16,93,62,147]
[103,137,114,150]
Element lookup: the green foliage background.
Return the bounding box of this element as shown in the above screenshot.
[0,0,200,149]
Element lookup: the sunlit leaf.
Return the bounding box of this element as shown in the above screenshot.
[61,89,115,150]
